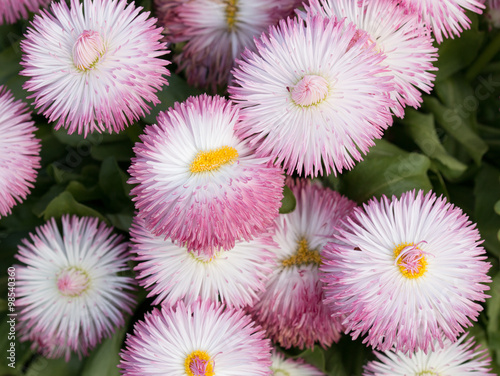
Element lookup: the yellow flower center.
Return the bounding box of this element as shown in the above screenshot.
[393,242,427,279]
[189,146,238,173]
[225,0,238,31]
[185,350,214,376]
[282,238,321,267]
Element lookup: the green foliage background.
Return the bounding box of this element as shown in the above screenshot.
[0,4,499,376]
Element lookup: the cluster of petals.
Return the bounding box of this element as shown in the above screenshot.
[15,215,136,360]
[130,216,278,308]
[249,178,357,349]
[321,190,492,354]
[20,0,170,136]
[364,334,494,375]
[119,300,272,376]
[128,94,284,255]
[155,0,301,91]
[229,14,394,177]
[271,350,325,375]
[302,0,438,118]
[399,0,485,43]
[0,85,41,218]
[0,0,49,24]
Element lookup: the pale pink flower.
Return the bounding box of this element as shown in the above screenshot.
[130,216,278,308]
[322,190,491,354]
[230,15,394,177]
[16,216,135,360]
[0,0,49,24]
[249,179,357,349]
[364,335,494,375]
[119,300,272,376]
[21,0,169,136]
[0,85,40,218]
[302,0,438,118]
[128,94,284,255]
[399,0,485,43]
[155,0,301,91]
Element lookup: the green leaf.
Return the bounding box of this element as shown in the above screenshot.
[142,73,204,124]
[402,108,467,180]
[279,185,296,214]
[295,347,326,373]
[424,96,488,165]
[434,14,484,82]
[42,191,108,223]
[90,141,134,162]
[66,181,102,202]
[23,356,83,376]
[341,139,432,203]
[99,157,131,202]
[80,327,126,376]
[53,128,129,147]
[106,212,134,232]
[474,164,500,257]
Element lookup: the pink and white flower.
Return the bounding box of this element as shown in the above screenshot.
[249,179,357,349]
[399,0,485,43]
[364,335,494,375]
[321,190,492,354]
[131,216,278,308]
[128,94,284,255]
[0,85,40,218]
[21,0,170,136]
[15,216,135,360]
[230,15,394,177]
[0,0,49,24]
[155,0,301,91]
[302,0,438,118]
[119,300,272,376]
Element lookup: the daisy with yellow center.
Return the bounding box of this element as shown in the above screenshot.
[249,178,357,349]
[154,0,301,91]
[119,300,272,375]
[321,190,492,354]
[129,94,284,256]
[130,216,278,308]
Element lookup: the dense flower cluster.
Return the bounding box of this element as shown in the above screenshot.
[3,0,497,374]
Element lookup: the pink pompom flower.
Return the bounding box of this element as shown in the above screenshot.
[364,335,494,375]
[130,216,278,308]
[128,94,285,255]
[0,85,40,218]
[119,300,272,376]
[155,0,301,91]
[21,0,170,136]
[15,216,136,360]
[321,190,492,354]
[302,0,438,118]
[399,0,485,43]
[249,179,357,349]
[229,15,394,177]
[0,0,49,24]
